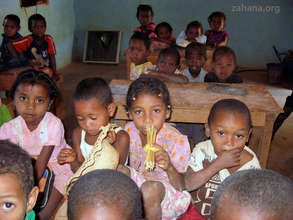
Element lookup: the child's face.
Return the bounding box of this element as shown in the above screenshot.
[72,203,131,220]
[74,98,115,137]
[128,39,149,65]
[129,93,170,137]
[186,26,202,41]
[3,19,20,37]
[31,20,46,38]
[0,173,37,220]
[187,51,205,75]
[205,111,251,156]
[157,54,178,74]
[214,54,236,82]
[210,16,225,32]
[213,197,283,220]
[157,26,171,41]
[14,83,51,128]
[138,10,152,27]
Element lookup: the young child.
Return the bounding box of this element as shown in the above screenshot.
[0,69,73,219]
[134,4,156,39]
[0,140,39,220]
[57,77,129,171]
[151,22,176,51]
[67,169,142,220]
[118,77,191,220]
[184,99,261,219]
[204,46,243,83]
[12,14,61,81]
[128,32,153,80]
[205,11,229,48]
[211,169,293,220]
[183,42,207,82]
[147,47,188,83]
[176,21,207,47]
[0,14,26,71]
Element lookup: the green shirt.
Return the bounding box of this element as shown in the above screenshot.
[25,210,35,220]
[0,104,12,126]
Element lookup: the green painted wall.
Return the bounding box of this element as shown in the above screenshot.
[0,0,75,69]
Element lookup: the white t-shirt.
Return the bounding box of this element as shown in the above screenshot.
[183,68,207,82]
[176,31,207,47]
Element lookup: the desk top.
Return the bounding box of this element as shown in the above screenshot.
[110,79,281,114]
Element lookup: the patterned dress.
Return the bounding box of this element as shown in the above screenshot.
[125,122,192,220]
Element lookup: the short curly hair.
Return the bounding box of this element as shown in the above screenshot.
[28,13,46,32]
[136,4,153,19]
[68,169,142,220]
[208,11,226,24]
[211,169,293,219]
[73,77,113,107]
[0,140,34,199]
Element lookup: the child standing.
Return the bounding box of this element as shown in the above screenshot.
[0,14,26,71]
[183,42,207,82]
[205,11,229,48]
[184,99,261,219]
[118,77,191,220]
[147,47,188,83]
[151,22,176,51]
[57,77,129,171]
[128,32,153,80]
[0,69,73,220]
[176,21,207,47]
[68,169,142,220]
[204,46,243,83]
[134,4,156,39]
[0,140,39,220]
[12,14,61,81]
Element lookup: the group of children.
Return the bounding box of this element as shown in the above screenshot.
[0,13,60,81]
[0,4,292,220]
[129,4,243,85]
[0,70,292,220]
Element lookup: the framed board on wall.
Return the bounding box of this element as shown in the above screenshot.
[83,30,122,64]
[20,0,49,7]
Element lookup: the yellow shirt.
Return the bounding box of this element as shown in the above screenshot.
[129,62,153,80]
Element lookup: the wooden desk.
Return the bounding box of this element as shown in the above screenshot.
[110,79,282,168]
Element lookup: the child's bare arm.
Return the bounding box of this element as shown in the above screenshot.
[148,70,188,83]
[69,127,84,172]
[217,36,228,47]
[154,144,185,191]
[185,148,241,191]
[49,54,62,81]
[35,145,54,180]
[112,130,130,165]
[6,41,19,58]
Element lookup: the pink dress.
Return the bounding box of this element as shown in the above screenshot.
[125,122,191,219]
[0,112,73,195]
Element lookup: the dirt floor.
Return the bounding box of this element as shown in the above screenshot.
[59,61,293,180]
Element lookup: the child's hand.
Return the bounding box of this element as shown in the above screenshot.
[107,130,116,144]
[154,144,171,171]
[57,148,76,165]
[216,148,241,169]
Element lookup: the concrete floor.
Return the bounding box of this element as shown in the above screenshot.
[59,61,293,180]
